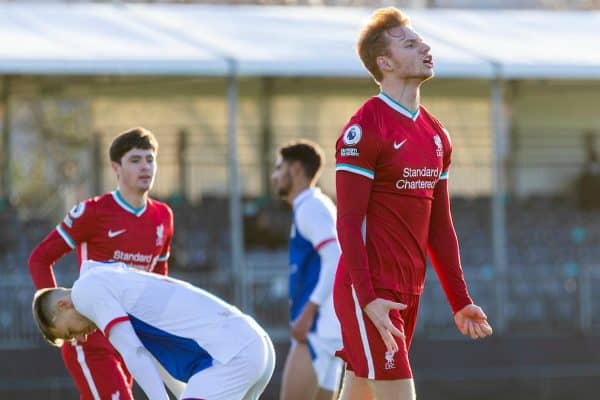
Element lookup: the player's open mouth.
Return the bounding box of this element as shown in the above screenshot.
[423,55,433,67]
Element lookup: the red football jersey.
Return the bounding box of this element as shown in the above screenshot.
[56,190,173,273]
[335,93,452,298]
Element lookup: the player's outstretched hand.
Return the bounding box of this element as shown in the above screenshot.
[454,304,493,340]
[364,298,407,354]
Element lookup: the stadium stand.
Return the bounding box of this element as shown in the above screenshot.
[2,194,600,399]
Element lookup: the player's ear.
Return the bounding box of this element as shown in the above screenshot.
[56,297,75,311]
[110,161,121,176]
[376,55,392,72]
[291,160,304,178]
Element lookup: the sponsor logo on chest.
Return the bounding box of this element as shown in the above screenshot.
[395,167,440,190]
[391,132,442,191]
[112,250,159,272]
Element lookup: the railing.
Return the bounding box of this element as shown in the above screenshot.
[2,263,600,349]
[0,275,42,348]
[419,264,600,337]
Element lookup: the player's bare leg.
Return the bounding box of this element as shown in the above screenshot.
[316,387,337,400]
[368,378,415,400]
[280,342,318,400]
[338,371,373,400]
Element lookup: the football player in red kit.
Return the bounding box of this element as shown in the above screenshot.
[29,127,173,400]
[333,8,493,400]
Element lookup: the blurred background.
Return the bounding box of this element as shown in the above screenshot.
[1,0,600,399]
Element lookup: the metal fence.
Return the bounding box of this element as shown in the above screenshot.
[419,264,600,338]
[3,262,600,349]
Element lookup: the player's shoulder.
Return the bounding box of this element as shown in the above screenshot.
[312,189,336,211]
[65,193,108,219]
[419,105,452,143]
[296,190,335,220]
[338,96,384,149]
[361,95,384,110]
[352,96,383,125]
[344,96,381,126]
[146,197,173,219]
[79,191,122,208]
[73,262,101,293]
[147,197,173,214]
[419,106,448,133]
[88,191,130,212]
[72,263,118,306]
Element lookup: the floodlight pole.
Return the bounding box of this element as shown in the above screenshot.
[1,77,11,201]
[226,59,247,312]
[490,71,509,334]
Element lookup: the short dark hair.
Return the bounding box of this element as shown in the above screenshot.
[109,127,159,164]
[32,288,68,347]
[279,140,324,183]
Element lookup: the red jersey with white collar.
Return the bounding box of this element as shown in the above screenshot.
[29,190,173,288]
[335,92,471,313]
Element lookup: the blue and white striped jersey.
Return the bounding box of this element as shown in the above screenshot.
[289,187,341,339]
[72,260,260,382]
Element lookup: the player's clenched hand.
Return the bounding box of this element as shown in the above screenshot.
[454,304,493,340]
[364,298,407,354]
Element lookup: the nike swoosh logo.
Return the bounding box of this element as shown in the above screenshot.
[393,139,407,150]
[108,229,126,238]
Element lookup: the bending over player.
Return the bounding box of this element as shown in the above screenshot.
[33,260,275,400]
